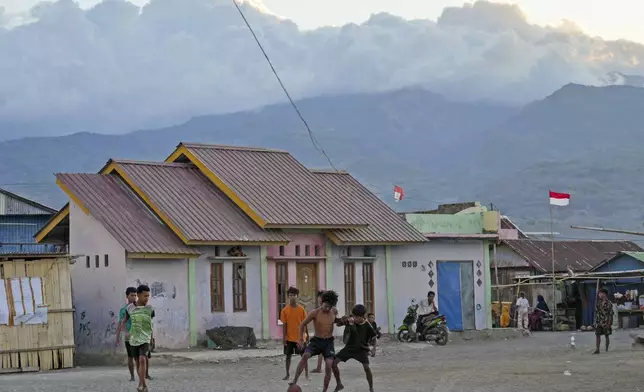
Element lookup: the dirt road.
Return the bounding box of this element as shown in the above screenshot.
[3,330,643,391]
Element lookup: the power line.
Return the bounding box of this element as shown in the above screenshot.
[231,0,338,172]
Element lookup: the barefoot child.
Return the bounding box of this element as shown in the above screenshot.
[119,287,138,381]
[116,285,155,392]
[311,290,325,374]
[290,290,341,392]
[333,305,377,392]
[280,286,309,381]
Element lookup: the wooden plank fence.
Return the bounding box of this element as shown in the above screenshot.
[0,258,74,372]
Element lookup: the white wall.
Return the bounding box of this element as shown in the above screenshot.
[390,241,489,330]
[194,246,263,342]
[68,201,128,353]
[125,258,190,349]
[328,245,388,334]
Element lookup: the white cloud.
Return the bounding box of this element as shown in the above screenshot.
[1,0,644,138]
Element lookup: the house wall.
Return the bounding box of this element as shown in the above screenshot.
[195,246,263,343]
[267,233,327,339]
[68,201,128,353]
[390,241,489,330]
[329,245,388,334]
[493,244,531,268]
[125,258,190,349]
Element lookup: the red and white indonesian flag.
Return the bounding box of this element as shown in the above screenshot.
[549,190,570,206]
[393,185,404,202]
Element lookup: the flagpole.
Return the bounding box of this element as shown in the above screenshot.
[549,199,557,329]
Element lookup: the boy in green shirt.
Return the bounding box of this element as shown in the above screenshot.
[117,285,154,392]
[118,287,138,381]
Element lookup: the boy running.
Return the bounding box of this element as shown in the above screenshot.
[280,286,309,381]
[116,285,155,392]
[333,304,377,392]
[290,290,341,392]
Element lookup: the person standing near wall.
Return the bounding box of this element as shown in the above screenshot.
[116,285,155,392]
[515,292,529,330]
[119,287,138,381]
[280,286,309,381]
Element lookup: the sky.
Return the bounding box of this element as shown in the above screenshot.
[1,0,644,139]
[1,0,643,42]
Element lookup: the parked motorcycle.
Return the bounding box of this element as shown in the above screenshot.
[397,300,449,345]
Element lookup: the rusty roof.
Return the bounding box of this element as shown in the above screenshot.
[171,143,370,228]
[113,161,290,244]
[56,173,198,255]
[503,239,643,273]
[310,171,427,244]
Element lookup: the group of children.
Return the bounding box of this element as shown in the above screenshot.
[115,285,156,392]
[280,287,379,392]
[114,285,378,392]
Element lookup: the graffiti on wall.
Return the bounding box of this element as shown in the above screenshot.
[78,310,92,336]
[104,310,117,338]
[135,279,176,299]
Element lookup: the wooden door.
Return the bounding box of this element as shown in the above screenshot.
[296,263,318,313]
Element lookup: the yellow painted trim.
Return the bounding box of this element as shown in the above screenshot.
[34,205,70,243]
[99,160,118,175]
[56,178,89,215]
[105,163,191,244]
[166,145,268,228]
[186,240,289,246]
[264,224,368,229]
[326,232,343,245]
[127,252,199,259]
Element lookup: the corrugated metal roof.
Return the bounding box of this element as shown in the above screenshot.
[179,143,370,227]
[0,215,61,254]
[114,161,290,243]
[310,171,427,244]
[0,189,56,215]
[56,173,198,255]
[503,239,643,273]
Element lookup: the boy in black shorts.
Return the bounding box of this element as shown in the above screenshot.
[333,304,377,392]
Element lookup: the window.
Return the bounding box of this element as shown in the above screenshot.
[210,263,224,312]
[104,254,109,267]
[305,245,311,256]
[279,246,285,256]
[295,245,300,256]
[344,263,356,315]
[86,256,90,268]
[232,263,247,312]
[276,262,288,317]
[346,246,352,257]
[95,255,99,268]
[363,246,373,257]
[214,246,220,257]
[314,245,321,256]
[363,263,375,313]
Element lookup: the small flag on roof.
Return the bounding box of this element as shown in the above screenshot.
[549,190,570,206]
[394,185,404,202]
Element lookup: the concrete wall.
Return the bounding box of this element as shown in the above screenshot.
[390,241,489,330]
[328,245,388,334]
[125,258,190,349]
[195,246,263,343]
[68,201,128,353]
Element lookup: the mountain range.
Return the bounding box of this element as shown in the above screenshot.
[2,83,644,241]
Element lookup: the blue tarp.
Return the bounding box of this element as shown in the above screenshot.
[437,262,463,331]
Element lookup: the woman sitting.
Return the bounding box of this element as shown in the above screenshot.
[529,295,550,331]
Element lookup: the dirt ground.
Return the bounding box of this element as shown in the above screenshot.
[3,330,643,392]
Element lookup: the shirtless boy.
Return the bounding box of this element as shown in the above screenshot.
[290,290,341,392]
[311,290,326,373]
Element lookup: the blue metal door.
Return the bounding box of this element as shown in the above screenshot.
[437,261,463,331]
